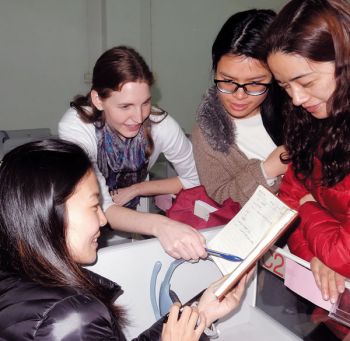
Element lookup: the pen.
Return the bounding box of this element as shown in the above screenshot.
[206,248,243,262]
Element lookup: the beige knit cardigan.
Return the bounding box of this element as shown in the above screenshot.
[192,123,281,207]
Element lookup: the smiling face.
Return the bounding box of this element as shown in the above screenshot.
[215,54,272,119]
[65,170,107,265]
[267,52,336,119]
[91,81,152,139]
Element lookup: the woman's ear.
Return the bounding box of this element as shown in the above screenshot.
[91,90,104,111]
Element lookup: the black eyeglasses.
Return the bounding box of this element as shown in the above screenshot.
[214,79,271,96]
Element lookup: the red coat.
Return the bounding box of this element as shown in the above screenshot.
[279,158,350,277]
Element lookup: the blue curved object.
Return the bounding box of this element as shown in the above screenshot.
[150,259,186,319]
[150,261,162,320]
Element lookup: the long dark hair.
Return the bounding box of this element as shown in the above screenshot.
[264,0,350,186]
[212,9,285,146]
[71,45,156,156]
[0,139,124,321]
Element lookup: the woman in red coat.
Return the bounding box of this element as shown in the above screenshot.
[265,0,350,308]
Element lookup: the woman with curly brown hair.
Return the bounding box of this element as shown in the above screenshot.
[265,0,350,314]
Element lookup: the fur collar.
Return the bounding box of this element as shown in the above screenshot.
[196,86,235,153]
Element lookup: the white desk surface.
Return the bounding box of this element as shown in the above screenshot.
[88,228,300,340]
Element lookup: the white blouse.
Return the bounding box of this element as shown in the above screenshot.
[233,113,277,186]
[58,107,199,211]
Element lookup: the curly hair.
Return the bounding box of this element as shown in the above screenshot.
[264,0,350,186]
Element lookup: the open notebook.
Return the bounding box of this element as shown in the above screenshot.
[208,185,298,300]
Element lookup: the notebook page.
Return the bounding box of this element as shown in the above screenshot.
[208,185,292,275]
[214,207,297,298]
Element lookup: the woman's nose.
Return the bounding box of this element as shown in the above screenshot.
[232,87,248,99]
[98,206,107,226]
[132,107,143,123]
[291,87,308,106]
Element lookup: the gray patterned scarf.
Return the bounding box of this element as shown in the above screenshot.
[96,123,149,209]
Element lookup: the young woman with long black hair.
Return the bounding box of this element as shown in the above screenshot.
[0,139,249,340]
[192,9,287,206]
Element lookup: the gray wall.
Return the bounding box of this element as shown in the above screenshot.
[149,0,285,131]
[0,0,286,134]
[0,0,90,133]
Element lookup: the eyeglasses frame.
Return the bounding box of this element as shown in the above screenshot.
[214,79,272,96]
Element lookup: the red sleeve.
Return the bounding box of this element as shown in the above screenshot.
[288,225,314,262]
[278,165,309,210]
[278,165,314,260]
[299,202,350,278]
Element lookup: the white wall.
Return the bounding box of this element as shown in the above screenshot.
[0,0,286,134]
[104,0,152,66]
[0,0,90,133]
[150,0,285,132]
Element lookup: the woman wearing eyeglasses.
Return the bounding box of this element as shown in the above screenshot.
[192,9,287,206]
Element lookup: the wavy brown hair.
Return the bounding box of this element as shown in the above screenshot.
[264,0,350,186]
[71,46,156,157]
